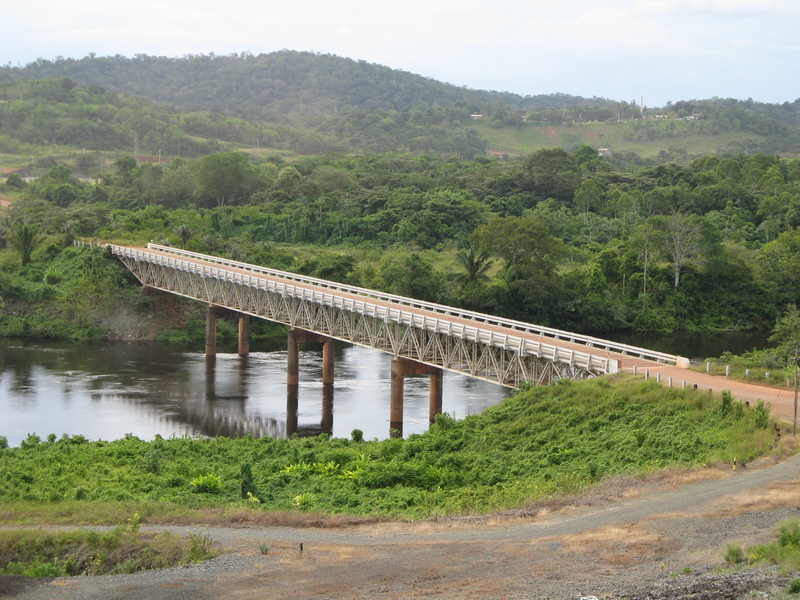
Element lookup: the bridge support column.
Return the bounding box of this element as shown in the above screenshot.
[238,314,250,357]
[205,305,217,358]
[390,358,444,438]
[287,329,335,386]
[429,368,443,425]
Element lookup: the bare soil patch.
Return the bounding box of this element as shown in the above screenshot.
[5,454,800,599]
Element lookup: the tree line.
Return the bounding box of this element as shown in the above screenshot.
[3,145,800,339]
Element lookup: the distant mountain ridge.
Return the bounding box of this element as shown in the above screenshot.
[0,51,615,118]
[1,51,799,159]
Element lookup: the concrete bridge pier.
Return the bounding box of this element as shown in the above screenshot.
[238,314,249,356]
[286,328,335,438]
[205,305,218,358]
[286,386,298,437]
[205,307,250,358]
[390,358,444,438]
[287,328,335,386]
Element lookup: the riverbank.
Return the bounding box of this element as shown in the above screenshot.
[0,377,784,520]
[5,451,800,600]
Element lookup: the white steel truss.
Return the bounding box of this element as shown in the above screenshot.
[111,245,627,387]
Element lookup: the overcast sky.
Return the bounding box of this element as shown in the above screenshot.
[1,0,797,107]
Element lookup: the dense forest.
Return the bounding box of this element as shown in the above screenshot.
[3,53,800,157]
[3,143,800,344]
[1,57,800,349]
[0,52,616,117]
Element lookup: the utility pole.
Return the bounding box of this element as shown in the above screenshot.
[794,346,798,436]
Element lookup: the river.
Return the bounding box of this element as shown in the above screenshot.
[0,331,775,447]
[0,339,510,447]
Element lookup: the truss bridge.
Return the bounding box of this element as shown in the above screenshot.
[111,244,689,435]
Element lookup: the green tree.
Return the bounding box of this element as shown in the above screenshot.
[174,224,194,248]
[521,148,581,202]
[455,246,493,283]
[194,152,262,207]
[769,304,800,353]
[659,213,711,289]
[758,230,800,305]
[470,216,565,272]
[8,222,44,265]
[376,251,442,302]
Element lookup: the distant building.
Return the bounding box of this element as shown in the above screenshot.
[598,147,613,157]
[470,114,484,119]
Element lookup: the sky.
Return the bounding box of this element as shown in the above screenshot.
[1,0,798,107]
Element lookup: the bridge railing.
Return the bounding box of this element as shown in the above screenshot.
[112,244,685,367]
[112,244,615,376]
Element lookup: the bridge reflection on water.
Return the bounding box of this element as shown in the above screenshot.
[0,341,509,446]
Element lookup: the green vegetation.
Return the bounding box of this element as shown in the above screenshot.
[729,519,800,574]
[2,57,800,343]
[0,378,779,520]
[3,146,800,341]
[0,516,216,576]
[696,308,800,384]
[3,53,800,160]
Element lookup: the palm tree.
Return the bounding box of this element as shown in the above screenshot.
[201,233,222,254]
[455,246,493,283]
[8,222,43,265]
[174,224,194,248]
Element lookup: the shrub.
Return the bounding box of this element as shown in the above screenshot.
[724,543,745,565]
[240,463,259,500]
[292,492,316,509]
[753,400,770,429]
[779,520,800,548]
[721,390,733,416]
[189,473,222,494]
[787,577,800,594]
[188,534,214,562]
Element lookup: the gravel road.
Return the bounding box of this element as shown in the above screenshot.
[4,453,800,599]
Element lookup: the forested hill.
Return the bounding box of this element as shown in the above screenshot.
[2,51,800,158]
[0,51,611,119]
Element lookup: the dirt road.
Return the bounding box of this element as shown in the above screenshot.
[5,452,800,599]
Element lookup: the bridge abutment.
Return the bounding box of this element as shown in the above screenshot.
[390,358,444,438]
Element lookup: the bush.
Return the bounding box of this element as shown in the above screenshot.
[779,520,800,548]
[189,473,222,494]
[753,400,770,429]
[724,543,745,565]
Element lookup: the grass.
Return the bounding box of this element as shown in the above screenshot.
[0,376,784,524]
[0,518,217,576]
[735,519,800,573]
[475,120,776,157]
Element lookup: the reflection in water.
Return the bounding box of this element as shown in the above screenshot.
[2,329,772,447]
[0,340,509,446]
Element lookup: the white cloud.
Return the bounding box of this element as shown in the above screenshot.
[1,0,798,104]
[636,0,797,18]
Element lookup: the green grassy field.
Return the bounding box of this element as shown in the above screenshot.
[475,120,779,158]
[0,376,783,524]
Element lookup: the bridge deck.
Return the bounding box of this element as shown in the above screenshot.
[110,244,797,421]
[112,244,686,382]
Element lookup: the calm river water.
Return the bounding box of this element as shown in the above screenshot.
[0,340,510,447]
[0,331,774,447]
